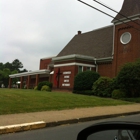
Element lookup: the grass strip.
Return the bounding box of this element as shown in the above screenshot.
[0,89,133,115]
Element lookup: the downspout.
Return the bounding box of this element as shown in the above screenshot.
[112,24,115,57]
[94,58,98,72]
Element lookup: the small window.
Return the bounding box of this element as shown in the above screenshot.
[120,32,131,44]
[78,66,83,73]
[86,67,91,71]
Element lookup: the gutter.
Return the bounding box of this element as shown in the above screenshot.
[9,69,50,78]
[52,54,95,62]
[94,58,98,72]
[95,56,113,63]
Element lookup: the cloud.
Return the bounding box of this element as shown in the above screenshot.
[0,0,123,70]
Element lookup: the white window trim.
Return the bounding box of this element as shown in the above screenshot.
[54,62,95,68]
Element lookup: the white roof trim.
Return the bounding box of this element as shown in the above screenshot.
[40,56,56,60]
[96,57,113,62]
[112,14,140,24]
[52,54,95,61]
[54,62,95,68]
[9,69,50,78]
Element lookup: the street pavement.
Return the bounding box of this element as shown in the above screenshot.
[0,104,140,134]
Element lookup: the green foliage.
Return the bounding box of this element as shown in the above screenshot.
[37,81,52,91]
[0,63,4,70]
[41,85,51,92]
[116,60,140,97]
[74,71,100,91]
[12,59,23,72]
[92,77,113,97]
[0,68,11,87]
[112,89,126,99]
[0,59,27,87]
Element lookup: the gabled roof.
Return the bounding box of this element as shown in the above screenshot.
[112,0,140,23]
[57,25,113,59]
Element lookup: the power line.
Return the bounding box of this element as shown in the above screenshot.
[77,0,140,31]
[93,0,140,26]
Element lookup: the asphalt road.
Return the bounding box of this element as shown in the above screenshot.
[0,114,140,140]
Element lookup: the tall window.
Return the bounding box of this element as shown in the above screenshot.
[78,66,83,73]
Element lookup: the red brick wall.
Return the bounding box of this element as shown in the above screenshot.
[52,63,96,90]
[39,58,52,70]
[98,63,113,78]
[52,66,76,90]
[112,20,140,77]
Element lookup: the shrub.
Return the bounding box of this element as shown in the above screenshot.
[92,77,113,97]
[73,71,100,91]
[112,89,126,99]
[41,85,51,92]
[116,60,140,97]
[37,81,52,91]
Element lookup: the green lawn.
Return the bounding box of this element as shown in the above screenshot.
[0,88,133,115]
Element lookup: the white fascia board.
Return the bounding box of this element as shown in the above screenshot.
[96,57,113,62]
[113,14,140,25]
[40,56,56,60]
[54,62,95,68]
[9,69,50,78]
[52,54,95,61]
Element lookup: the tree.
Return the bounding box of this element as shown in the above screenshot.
[12,59,23,72]
[4,62,13,71]
[116,60,140,97]
[0,68,11,87]
[0,63,4,70]
[20,69,28,73]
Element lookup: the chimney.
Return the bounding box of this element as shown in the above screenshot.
[78,31,82,35]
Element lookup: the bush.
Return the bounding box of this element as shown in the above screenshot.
[116,60,140,97]
[37,81,52,91]
[92,77,113,97]
[112,89,126,99]
[41,85,51,92]
[73,71,100,91]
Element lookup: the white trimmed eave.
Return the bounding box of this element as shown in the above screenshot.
[40,56,56,60]
[54,62,96,68]
[9,69,50,78]
[52,54,95,62]
[112,14,140,25]
[53,56,113,68]
[53,54,113,63]
[96,56,113,63]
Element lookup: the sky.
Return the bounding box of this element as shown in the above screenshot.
[0,0,124,71]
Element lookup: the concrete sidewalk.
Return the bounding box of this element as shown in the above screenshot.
[0,104,140,134]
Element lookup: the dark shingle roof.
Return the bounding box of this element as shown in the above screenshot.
[57,25,113,59]
[112,0,140,22]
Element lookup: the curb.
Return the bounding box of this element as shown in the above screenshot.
[0,111,140,134]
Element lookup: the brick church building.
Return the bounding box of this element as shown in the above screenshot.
[9,0,140,91]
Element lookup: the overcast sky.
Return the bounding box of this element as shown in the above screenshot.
[0,0,124,71]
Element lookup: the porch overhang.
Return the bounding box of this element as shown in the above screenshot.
[9,69,50,78]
